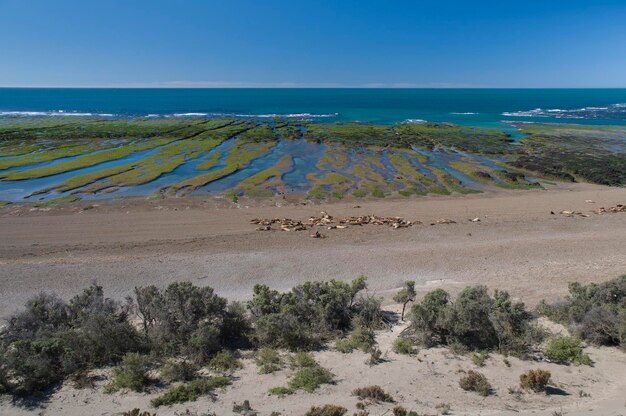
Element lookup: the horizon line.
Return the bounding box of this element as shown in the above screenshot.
[2,85,626,89]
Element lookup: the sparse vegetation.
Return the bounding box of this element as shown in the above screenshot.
[256,347,282,374]
[160,360,196,383]
[335,327,376,353]
[207,351,243,373]
[288,365,334,393]
[268,354,333,394]
[0,276,620,406]
[392,338,417,355]
[471,351,489,367]
[151,376,231,407]
[289,351,317,369]
[268,386,294,397]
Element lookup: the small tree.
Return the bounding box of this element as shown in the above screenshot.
[393,281,416,321]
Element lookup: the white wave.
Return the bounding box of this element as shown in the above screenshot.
[403,119,428,124]
[172,112,209,117]
[0,111,49,116]
[501,108,547,117]
[451,112,478,115]
[0,109,340,119]
[233,112,338,118]
[502,103,626,119]
[148,112,338,119]
[0,110,117,117]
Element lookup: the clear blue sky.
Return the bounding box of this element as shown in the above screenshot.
[1,0,625,88]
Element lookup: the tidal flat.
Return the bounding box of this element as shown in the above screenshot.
[0,118,624,204]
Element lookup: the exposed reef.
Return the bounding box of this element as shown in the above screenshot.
[0,118,623,203]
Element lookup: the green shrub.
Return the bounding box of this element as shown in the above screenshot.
[249,277,381,351]
[107,353,150,393]
[186,322,222,363]
[471,351,489,367]
[1,285,143,396]
[288,366,334,393]
[392,338,416,355]
[544,337,592,366]
[305,404,348,416]
[409,286,535,355]
[459,370,492,396]
[151,376,231,407]
[160,360,196,383]
[268,386,294,396]
[538,276,626,348]
[352,385,394,402]
[134,282,248,360]
[335,327,375,353]
[353,295,385,330]
[289,351,317,369]
[519,369,551,392]
[208,351,242,373]
[371,188,386,198]
[255,347,282,374]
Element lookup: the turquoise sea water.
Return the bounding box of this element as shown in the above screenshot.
[1,88,626,129]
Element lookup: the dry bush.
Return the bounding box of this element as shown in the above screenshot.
[305,404,348,416]
[520,369,551,393]
[122,410,156,416]
[459,370,492,396]
[352,385,395,402]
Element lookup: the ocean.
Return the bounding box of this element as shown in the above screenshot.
[1,88,626,130]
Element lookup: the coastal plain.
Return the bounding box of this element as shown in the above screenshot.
[0,117,625,416]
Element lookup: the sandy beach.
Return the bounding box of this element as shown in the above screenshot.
[1,183,624,316]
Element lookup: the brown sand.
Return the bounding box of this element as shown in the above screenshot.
[1,182,624,316]
[1,183,625,415]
